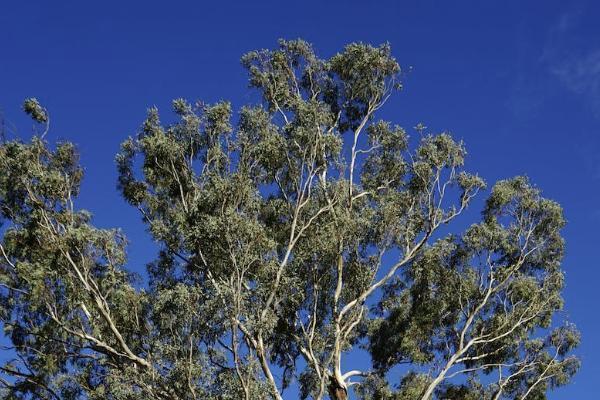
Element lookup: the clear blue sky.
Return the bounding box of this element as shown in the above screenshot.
[1,1,598,398]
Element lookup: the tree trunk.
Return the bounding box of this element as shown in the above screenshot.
[327,377,348,400]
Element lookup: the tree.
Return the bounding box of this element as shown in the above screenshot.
[0,40,579,400]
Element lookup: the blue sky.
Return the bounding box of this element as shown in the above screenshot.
[1,1,599,398]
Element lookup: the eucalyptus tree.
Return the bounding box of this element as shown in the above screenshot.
[0,40,579,400]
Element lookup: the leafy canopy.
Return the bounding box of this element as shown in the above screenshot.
[0,40,578,400]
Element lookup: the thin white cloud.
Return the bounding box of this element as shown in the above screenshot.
[542,8,600,115]
[550,50,600,112]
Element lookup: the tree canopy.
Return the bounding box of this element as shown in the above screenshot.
[0,40,579,400]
